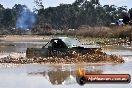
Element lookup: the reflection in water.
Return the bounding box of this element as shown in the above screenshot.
[29,69,76,85]
[28,68,103,85]
[0,63,131,88]
[47,69,75,85]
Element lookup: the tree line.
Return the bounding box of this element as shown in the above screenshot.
[0,0,132,35]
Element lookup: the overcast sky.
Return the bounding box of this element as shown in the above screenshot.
[0,0,132,10]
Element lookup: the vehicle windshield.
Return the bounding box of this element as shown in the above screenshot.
[58,37,81,48]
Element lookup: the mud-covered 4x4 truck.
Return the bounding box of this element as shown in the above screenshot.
[26,37,101,58]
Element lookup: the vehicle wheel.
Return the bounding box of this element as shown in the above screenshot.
[79,76,86,85]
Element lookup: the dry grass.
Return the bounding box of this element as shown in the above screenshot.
[65,26,132,38]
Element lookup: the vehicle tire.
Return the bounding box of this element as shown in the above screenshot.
[78,76,86,85]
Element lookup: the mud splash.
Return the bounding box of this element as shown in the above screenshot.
[0,51,124,64]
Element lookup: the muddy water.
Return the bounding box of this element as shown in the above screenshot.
[0,42,132,88]
[0,41,46,58]
[0,41,46,53]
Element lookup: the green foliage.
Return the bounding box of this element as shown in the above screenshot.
[38,0,131,29]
